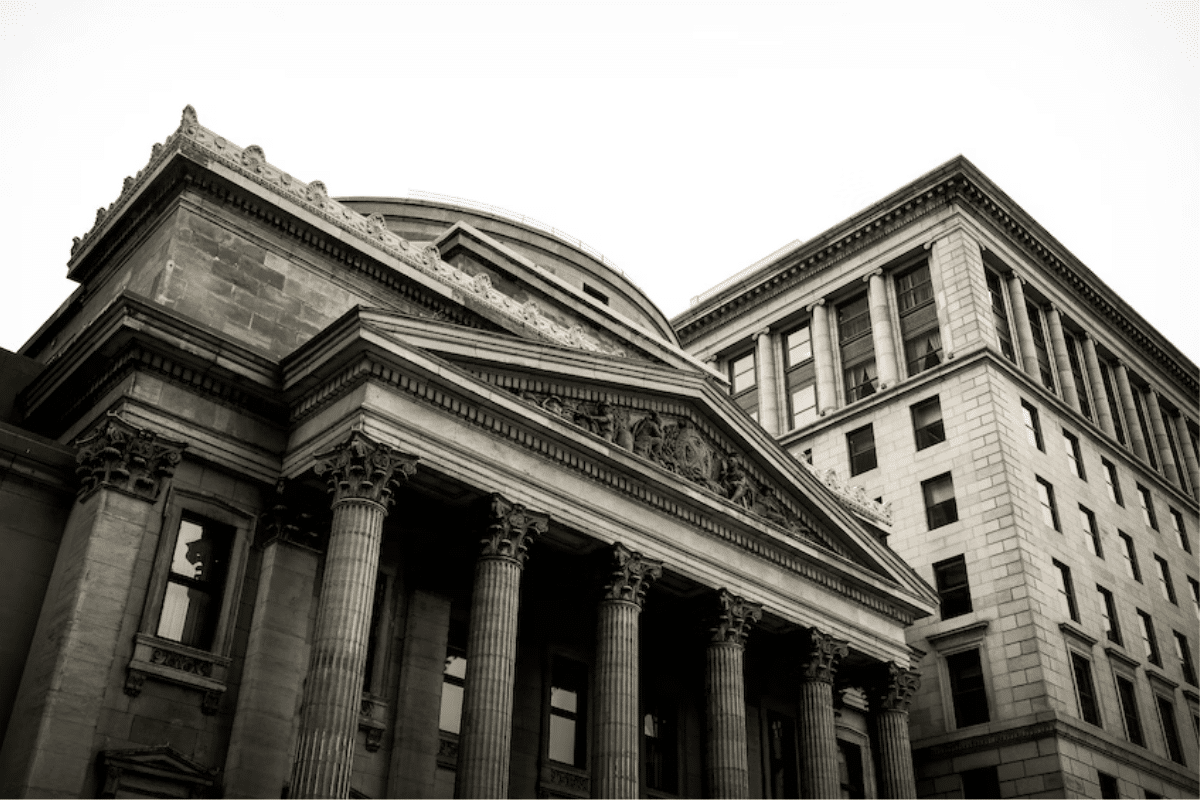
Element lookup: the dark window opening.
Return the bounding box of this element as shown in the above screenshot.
[439,620,467,734]
[961,766,999,799]
[1026,302,1056,393]
[836,740,865,799]
[362,572,388,693]
[985,269,1015,362]
[1157,695,1185,765]
[912,396,946,450]
[1173,631,1196,686]
[1099,361,1127,445]
[1097,585,1121,645]
[1022,401,1044,451]
[643,699,678,794]
[947,649,989,728]
[1054,560,1079,622]
[1063,430,1086,480]
[1098,771,1119,799]
[1036,477,1061,531]
[1115,675,1144,746]
[582,284,609,305]
[1119,532,1141,582]
[549,656,588,767]
[1138,610,1161,666]
[1132,388,1158,469]
[922,473,958,530]
[847,424,877,476]
[766,711,798,799]
[1102,458,1123,506]
[1080,505,1103,558]
[934,556,973,620]
[1070,652,1101,726]
[1065,332,1093,420]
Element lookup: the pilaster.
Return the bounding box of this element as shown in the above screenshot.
[1081,334,1116,437]
[808,299,837,416]
[866,270,899,389]
[1145,389,1180,486]
[1045,305,1080,412]
[1113,363,1151,463]
[754,329,780,436]
[1007,276,1038,379]
[1173,413,1200,502]
[704,589,762,799]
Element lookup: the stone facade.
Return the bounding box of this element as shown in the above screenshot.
[0,108,937,799]
[677,158,1200,798]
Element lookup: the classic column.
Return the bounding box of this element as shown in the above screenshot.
[866,270,899,389]
[796,627,849,799]
[705,589,762,799]
[866,662,921,799]
[1007,276,1039,379]
[809,299,838,415]
[1045,305,1080,411]
[1174,414,1200,501]
[1113,363,1151,463]
[1081,334,1115,437]
[290,432,418,799]
[1145,390,1180,486]
[754,328,781,436]
[455,495,548,799]
[593,543,662,799]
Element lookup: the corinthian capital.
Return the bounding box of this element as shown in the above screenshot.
[74,413,186,501]
[313,431,418,508]
[868,662,922,713]
[480,493,548,566]
[799,627,849,684]
[709,589,762,646]
[601,542,663,606]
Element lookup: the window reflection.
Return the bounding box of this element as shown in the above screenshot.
[156,516,232,649]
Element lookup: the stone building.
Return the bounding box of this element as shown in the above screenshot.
[0,108,938,798]
[674,157,1200,798]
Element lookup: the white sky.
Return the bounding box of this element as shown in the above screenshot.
[1,1,1197,364]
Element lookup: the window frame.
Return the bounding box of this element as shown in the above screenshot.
[729,350,759,422]
[911,395,946,451]
[1173,631,1197,686]
[945,647,991,729]
[1097,585,1121,645]
[1136,484,1158,531]
[1026,301,1057,394]
[1053,559,1080,622]
[895,261,942,378]
[837,292,877,404]
[1137,609,1161,666]
[1036,476,1061,531]
[933,555,973,620]
[783,322,817,430]
[1113,671,1145,747]
[1063,429,1086,480]
[1021,400,1044,451]
[1118,532,1142,583]
[984,268,1016,363]
[545,652,589,770]
[922,472,958,530]
[1169,508,1191,554]
[846,424,877,477]
[1154,692,1186,765]
[1079,505,1103,558]
[1102,458,1123,506]
[1068,650,1102,727]
[1153,555,1177,605]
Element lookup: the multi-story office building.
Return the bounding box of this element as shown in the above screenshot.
[675,157,1200,798]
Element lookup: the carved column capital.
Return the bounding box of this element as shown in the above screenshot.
[806,297,826,312]
[601,542,663,606]
[710,589,763,646]
[799,627,849,684]
[480,493,548,565]
[752,327,771,341]
[313,431,418,508]
[74,413,186,501]
[867,662,922,713]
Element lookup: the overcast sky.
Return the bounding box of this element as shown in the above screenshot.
[1,1,1196,364]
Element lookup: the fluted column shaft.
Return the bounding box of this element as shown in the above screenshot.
[1046,306,1080,411]
[1007,277,1038,379]
[866,662,920,799]
[1082,334,1115,437]
[809,300,837,415]
[796,629,847,799]
[1146,390,1180,486]
[1114,363,1151,462]
[1174,413,1200,502]
[754,329,780,436]
[705,590,761,799]
[867,271,899,389]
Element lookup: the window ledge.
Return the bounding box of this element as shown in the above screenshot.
[1145,668,1180,693]
[1104,645,1140,670]
[125,633,231,715]
[437,732,459,769]
[926,620,989,652]
[539,762,590,798]
[1059,622,1098,648]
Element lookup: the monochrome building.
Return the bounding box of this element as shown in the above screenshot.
[0,108,939,799]
[675,157,1200,798]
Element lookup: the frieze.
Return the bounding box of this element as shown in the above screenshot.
[314,430,419,508]
[74,412,187,501]
[601,542,663,606]
[482,493,548,566]
[150,647,214,678]
[710,588,762,647]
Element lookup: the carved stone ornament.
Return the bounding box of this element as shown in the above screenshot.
[313,430,419,508]
[481,493,548,565]
[710,588,763,646]
[868,661,921,713]
[259,478,326,550]
[124,669,146,697]
[150,647,214,678]
[74,413,187,501]
[601,542,663,607]
[799,627,850,684]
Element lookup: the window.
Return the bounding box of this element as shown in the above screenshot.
[362,572,389,693]
[1132,388,1158,469]
[548,655,587,767]
[1189,577,1200,619]
[1097,771,1119,799]
[1136,484,1157,530]
[1063,430,1086,480]
[922,473,958,529]
[1097,585,1121,645]
[1118,532,1141,582]
[947,649,989,727]
[156,515,234,650]
[1070,651,1101,725]
[1102,458,1123,506]
[836,740,865,799]
[765,711,798,799]
[933,556,973,619]
[1036,477,1060,531]
[1169,508,1191,553]
[439,637,467,734]
[896,262,941,376]
[1114,675,1144,746]
[1026,302,1057,393]
[730,351,759,422]
[1173,631,1196,685]
[1099,361,1127,445]
[847,424,877,476]
[643,699,679,794]
[1154,556,1176,604]
[985,269,1015,362]
[783,323,817,430]
[912,396,946,450]
[1021,401,1044,451]
[1080,505,1103,557]
[582,283,608,304]
[960,766,1000,799]
[1054,560,1079,621]
[1156,695,1185,765]
[1064,331,1093,421]
[1137,610,1161,665]
[838,293,877,403]
[1162,404,1189,493]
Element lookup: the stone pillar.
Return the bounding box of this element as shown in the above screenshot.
[1113,363,1151,462]
[455,495,548,799]
[809,299,837,415]
[796,627,848,799]
[1045,305,1080,411]
[1007,276,1038,379]
[1081,334,1115,437]
[593,543,662,799]
[866,270,899,389]
[705,589,762,800]
[0,415,185,799]
[290,432,418,799]
[754,329,780,436]
[866,662,921,799]
[1145,390,1180,486]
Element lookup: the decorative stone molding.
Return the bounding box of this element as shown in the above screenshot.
[800,461,893,526]
[600,542,663,606]
[710,588,763,646]
[436,733,459,767]
[867,662,921,713]
[313,430,418,508]
[125,633,230,715]
[481,493,548,565]
[538,763,590,799]
[74,412,186,501]
[97,746,218,799]
[359,695,388,752]
[799,627,849,684]
[258,478,326,551]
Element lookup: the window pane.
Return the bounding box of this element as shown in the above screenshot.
[947,649,989,727]
[439,682,464,734]
[170,519,221,581]
[156,581,213,646]
[790,384,817,429]
[1115,676,1144,746]
[1071,653,1101,725]
[731,353,756,394]
[785,325,812,366]
[548,715,577,763]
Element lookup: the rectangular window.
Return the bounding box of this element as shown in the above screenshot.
[933,555,973,619]
[784,323,817,430]
[730,351,759,422]
[1102,458,1123,506]
[1070,651,1101,726]
[1132,388,1159,469]
[1162,405,1189,493]
[912,396,946,450]
[847,424,877,476]
[548,655,588,767]
[1154,555,1177,604]
[1189,577,1200,619]
[896,262,942,377]
[836,740,865,799]
[643,699,679,794]
[439,636,467,734]
[947,649,990,728]
[1063,430,1086,480]
[1156,695,1185,765]
[985,269,1016,362]
[1174,631,1197,685]
[1115,675,1145,746]
[922,473,958,530]
[1026,302,1057,393]
[766,711,799,799]
[1119,532,1141,582]
[1036,477,1060,531]
[1097,585,1121,645]
[1065,331,1093,421]
[1137,610,1161,666]
[838,293,877,404]
[156,515,234,650]
[1169,508,1191,553]
[1099,361,1128,445]
[1080,505,1103,557]
[1098,772,1119,799]
[960,766,1000,799]
[1054,560,1079,621]
[1136,484,1157,530]
[1022,401,1044,451]
[362,572,388,693]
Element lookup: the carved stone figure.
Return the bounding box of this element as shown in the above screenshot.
[632,412,665,460]
[721,455,755,508]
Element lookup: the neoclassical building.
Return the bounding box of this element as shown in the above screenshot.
[0,108,937,798]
